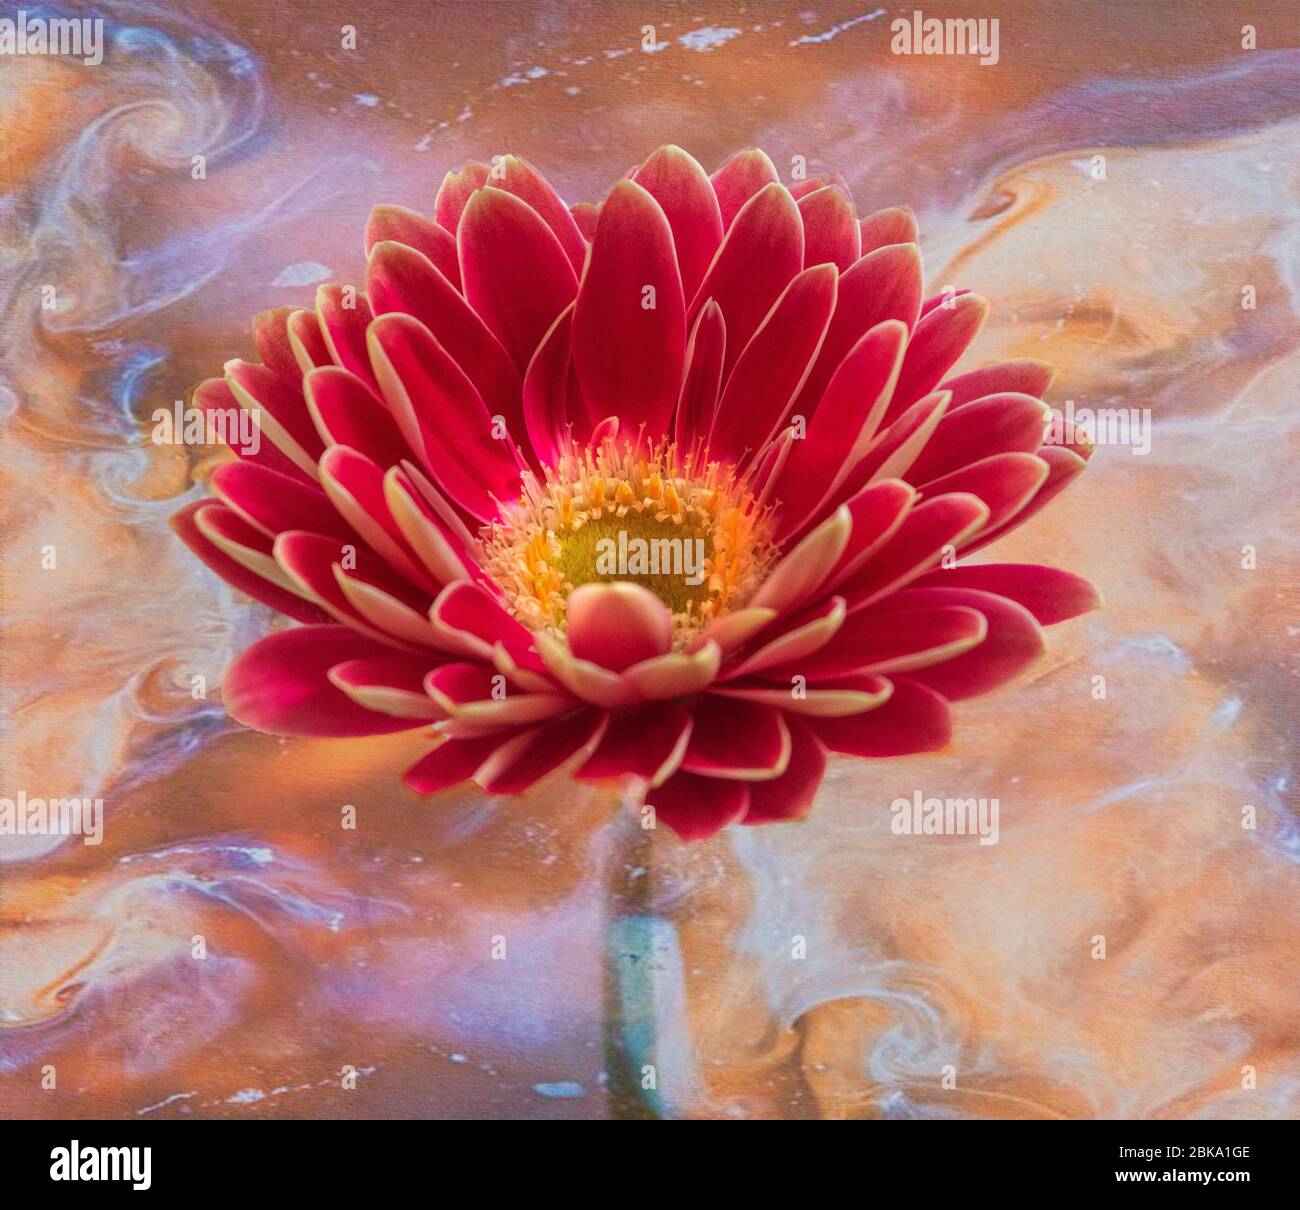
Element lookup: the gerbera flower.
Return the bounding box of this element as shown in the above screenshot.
[172,146,1098,840]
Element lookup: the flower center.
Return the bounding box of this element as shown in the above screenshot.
[481,437,777,646]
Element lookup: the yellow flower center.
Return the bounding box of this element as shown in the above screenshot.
[481,437,778,646]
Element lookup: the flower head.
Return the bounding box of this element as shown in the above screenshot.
[173,146,1099,840]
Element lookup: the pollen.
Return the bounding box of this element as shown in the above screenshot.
[480,435,778,646]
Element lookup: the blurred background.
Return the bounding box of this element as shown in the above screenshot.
[1,0,1298,1119]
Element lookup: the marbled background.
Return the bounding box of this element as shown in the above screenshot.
[1,0,1298,1118]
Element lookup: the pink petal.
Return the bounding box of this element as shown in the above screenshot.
[572,178,686,438]
[566,583,673,672]
[431,581,535,662]
[820,478,917,589]
[224,624,429,736]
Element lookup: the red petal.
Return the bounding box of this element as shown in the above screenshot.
[673,300,726,449]
[690,182,803,379]
[475,709,606,793]
[681,699,791,779]
[253,307,304,386]
[915,452,1049,537]
[634,144,723,304]
[858,206,918,256]
[798,185,861,272]
[286,309,332,373]
[709,147,779,229]
[569,201,599,239]
[405,732,507,793]
[785,603,987,679]
[886,293,990,422]
[224,624,428,736]
[837,493,989,611]
[710,263,837,466]
[942,359,1055,409]
[954,446,1089,557]
[194,377,311,482]
[224,360,325,479]
[873,587,1045,700]
[367,312,522,521]
[170,501,330,624]
[434,160,490,232]
[366,240,523,436]
[771,319,906,536]
[572,178,686,438]
[211,460,351,541]
[303,366,411,469]
[810,678,951,756]
[315,285,377,392]
[906,393,1049,485]
[488,155,588,273]
[742,716,827,825]
[458,185,579,373]
[365,203,461,289]
[521,303,574,466]
[646,771,750,841]
[912,563,1101,625]
[791,242,923,424]
[577,702,693,785]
